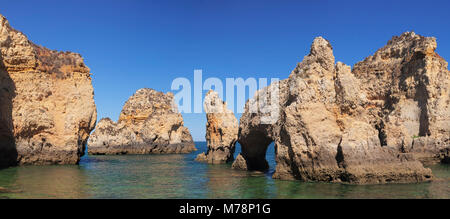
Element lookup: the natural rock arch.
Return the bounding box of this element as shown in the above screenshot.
[236,128,274,171]
[232,33,449,184]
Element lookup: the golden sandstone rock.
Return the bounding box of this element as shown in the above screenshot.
[88,88,196,154]
[233,33,449,184]
[196,90,238,164]
[0,9,448,186]
[0,14,97,167]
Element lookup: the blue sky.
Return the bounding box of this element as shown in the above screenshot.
[1,0,449,141]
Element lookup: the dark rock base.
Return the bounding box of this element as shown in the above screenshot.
[88,142,197,155]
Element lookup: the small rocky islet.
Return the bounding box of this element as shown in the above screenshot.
[195,90,239,164]
[88,88,196,154]
[0,13,448,185]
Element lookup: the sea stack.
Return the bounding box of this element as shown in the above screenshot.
[88,88,196,154]
[0,14,97,167]
[196,90,238,164]
[232,32,449,184]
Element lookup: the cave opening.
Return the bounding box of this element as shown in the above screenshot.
[375,121,388,147]
[236,130,275,173]
[234,141,276,174]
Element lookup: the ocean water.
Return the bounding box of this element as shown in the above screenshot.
[0,142,449,199]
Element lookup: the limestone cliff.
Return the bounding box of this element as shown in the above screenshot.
[233,32,449,184]
[352,32,449,163]
[196,90,238,164]
[0,14,97,167]
[88,88,196,154]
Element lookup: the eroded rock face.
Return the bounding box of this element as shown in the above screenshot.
[196,90,238,164]
[0,14,97,167]
[352,32,450,163]
[232,32,449,184]
[88,88,196,154]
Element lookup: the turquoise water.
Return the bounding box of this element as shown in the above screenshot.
[0,142,449,199]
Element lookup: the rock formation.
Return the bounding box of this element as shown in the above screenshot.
[88,88,196,154]
[352,33,449,164]
[196,90,238,164]
[0,14,97,168]
[233,32,449,184]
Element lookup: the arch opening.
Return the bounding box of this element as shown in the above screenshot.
[238,130,274,172]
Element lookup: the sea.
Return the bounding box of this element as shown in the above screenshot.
[0,142,449,199]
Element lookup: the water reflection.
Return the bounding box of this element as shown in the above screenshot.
[203,164,273,198]
[0,142,448,199]
[80,154,190,198]
[0,165,87,198]
[271,164,450,199]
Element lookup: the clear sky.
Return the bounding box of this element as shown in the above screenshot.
[1,0,449,141]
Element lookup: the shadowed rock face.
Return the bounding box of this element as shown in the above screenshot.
[88,88,196,154]
[439,148,450,164]
[0,14,97,167]
[196,90,238,164]
[233,32,449,184]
